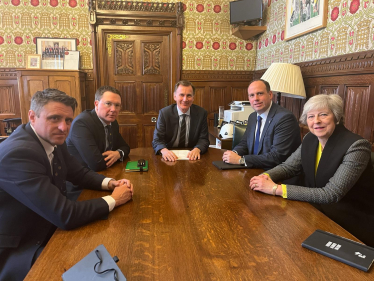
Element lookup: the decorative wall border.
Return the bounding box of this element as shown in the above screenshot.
[182,70,253,82]
[297,51,374,78]
[89,0,184,28]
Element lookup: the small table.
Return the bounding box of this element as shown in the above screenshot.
[208,126,233,150]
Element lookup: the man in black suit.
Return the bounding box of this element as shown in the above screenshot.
[152,80,209,161]
[0,89,134,281]
[222,79,301,170]
[66,86,130,171]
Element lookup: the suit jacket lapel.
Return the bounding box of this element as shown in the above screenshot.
[188,105,196,145]
[91,109,106,151]
[170,105,179,144]
[247,113,257,154]
[257,104,277,154]
[25,123,54,180]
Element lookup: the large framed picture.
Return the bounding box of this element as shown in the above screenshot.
[25,54,41,69]
[285,0,328,41]
[35,37,77,56]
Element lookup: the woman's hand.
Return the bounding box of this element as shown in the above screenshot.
[249,174,277,195]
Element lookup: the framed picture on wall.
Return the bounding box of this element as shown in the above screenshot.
[35,37,77,56]
[285,0,328,41]
[25,54,41,69]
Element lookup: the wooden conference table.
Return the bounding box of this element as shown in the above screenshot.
[26,148,373,280]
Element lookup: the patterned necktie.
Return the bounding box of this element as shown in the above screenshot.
[52,148,66,196]
[253,115,262,154]
[178,114,187,148]
[106,125,113,151]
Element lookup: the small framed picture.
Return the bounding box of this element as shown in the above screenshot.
[35,37,77,55]
[26,54,41,69]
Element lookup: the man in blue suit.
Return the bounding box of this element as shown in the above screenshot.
[0,89,134,281]
[222,79,301,170]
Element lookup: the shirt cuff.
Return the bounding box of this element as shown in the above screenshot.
[117,149,124,161]
[102,195,116,212]
[101,177,114,190]
[281,184,287,198]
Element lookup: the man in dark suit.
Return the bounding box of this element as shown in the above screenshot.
[222,79,301,170]
[0,89,134,281]
[66,86,130,172]
[152,80,209,161]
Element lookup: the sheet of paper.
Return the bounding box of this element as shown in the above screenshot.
[170,150,190,160]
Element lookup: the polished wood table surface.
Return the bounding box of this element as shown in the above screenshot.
[26,148,373,280]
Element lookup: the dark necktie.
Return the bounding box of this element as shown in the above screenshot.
[178,114,187,148]
[52,148,66,196]
[106,125,113,151]
[253,115,262,154]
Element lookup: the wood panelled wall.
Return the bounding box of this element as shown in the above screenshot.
[1,50,374,151]
[181,71,253,127]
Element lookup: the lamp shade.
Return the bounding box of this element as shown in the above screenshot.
[261,63,306,99]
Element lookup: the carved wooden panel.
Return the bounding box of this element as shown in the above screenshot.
[142,83,164,115]
[143,124,156,148]
[320,86,339,95]
[115,82,136,113]
[143,42,161,75]
[119,124,138,149]
[343,86,371,139]
[115,41,134,75]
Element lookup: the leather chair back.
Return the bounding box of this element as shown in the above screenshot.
[232,124,247,150]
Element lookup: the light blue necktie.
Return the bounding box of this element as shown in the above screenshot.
[253,116,262,154]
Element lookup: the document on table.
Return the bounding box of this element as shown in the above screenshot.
[170,150,190,160]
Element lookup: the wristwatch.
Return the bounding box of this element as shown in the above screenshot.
[117,149,124,160]
[239,156,245,165]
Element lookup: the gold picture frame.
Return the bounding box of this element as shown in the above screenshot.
[285,0,328,41]
[26,54,41,69]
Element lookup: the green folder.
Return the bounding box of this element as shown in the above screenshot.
[125,160,148,172]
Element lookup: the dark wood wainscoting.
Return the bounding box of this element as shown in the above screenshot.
[0,69,20,136]
[182,70,253,127]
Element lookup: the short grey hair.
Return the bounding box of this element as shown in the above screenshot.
[30,88,78,117]
[95,85,121,101]
[174,80,195,95]
[300,94,344,125]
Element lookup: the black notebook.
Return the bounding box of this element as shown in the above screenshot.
[212,161,246,170]
[62,244,126,280]
[302,229,374,272]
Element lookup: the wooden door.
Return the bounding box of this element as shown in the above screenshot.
[101,32,174,148]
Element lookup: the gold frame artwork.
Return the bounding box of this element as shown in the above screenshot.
[285,0,328,41]
[26,54,41,69]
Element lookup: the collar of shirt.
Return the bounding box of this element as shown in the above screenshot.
[176,107,191,117]
[98,117,111,128]
[30,123,55,166]
[257,101,272,122]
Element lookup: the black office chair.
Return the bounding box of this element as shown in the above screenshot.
[232,124,247,150]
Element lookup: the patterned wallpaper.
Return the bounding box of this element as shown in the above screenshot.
[256,0,374,70]
[0,0,373,71]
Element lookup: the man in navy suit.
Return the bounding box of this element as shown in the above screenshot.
[0,89,134,281]
[152,80,209,161]
[66,86,130,172]
[222,79,301,170]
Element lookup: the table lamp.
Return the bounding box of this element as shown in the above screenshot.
[261,63,306,105]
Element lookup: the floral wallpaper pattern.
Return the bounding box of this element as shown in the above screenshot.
[0,0,373,71]
[256,0,374,70]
